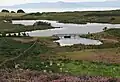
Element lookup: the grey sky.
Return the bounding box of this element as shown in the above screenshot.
[0,0,117,6]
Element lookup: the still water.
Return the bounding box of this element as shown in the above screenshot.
[12,20,120,46]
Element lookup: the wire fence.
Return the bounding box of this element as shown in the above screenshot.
[0,37,37,67]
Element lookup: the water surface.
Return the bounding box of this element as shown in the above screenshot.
[13,20,120,36]
[12,20,120,46]
[54,38,102,46]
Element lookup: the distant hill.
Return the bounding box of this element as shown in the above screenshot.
[1,1,120,8]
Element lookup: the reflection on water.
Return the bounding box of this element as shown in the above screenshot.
[54,38,102,46]
[12,20,41,26]
[12,20,120,46]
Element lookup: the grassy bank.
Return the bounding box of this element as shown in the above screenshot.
[0,21,58,34]
[0,36,120,77]
[1,10,120,78]
[80,28,120,44]
[6,10,120,24]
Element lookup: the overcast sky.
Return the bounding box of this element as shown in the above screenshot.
[0,0,117,6]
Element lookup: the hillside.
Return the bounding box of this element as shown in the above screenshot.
[1,1,120,8]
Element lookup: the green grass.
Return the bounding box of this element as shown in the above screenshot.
[9,10,120,24]
[63,60,120,77]
[0,12,25,17]
[80,28,120,42]
[1,10,120,24]
[0,37,120,77]
[0,37,51,63]
[0,21,56,33]
[0,10,120,77]
[104,28,120,37]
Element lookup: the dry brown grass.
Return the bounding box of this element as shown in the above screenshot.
[12,37,38,43]
[41,48,120,64]
[0,12,25,17]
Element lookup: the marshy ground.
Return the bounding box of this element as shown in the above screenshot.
[0,10,120,81]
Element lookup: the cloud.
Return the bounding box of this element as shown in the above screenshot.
[0,0,112,6]
[63,0,106,2]
[106,0,120,1]
[0,0,29,6]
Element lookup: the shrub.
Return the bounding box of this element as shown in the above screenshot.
[17,9,25,13]
[11,11,15,13]
[1,9,9,13]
